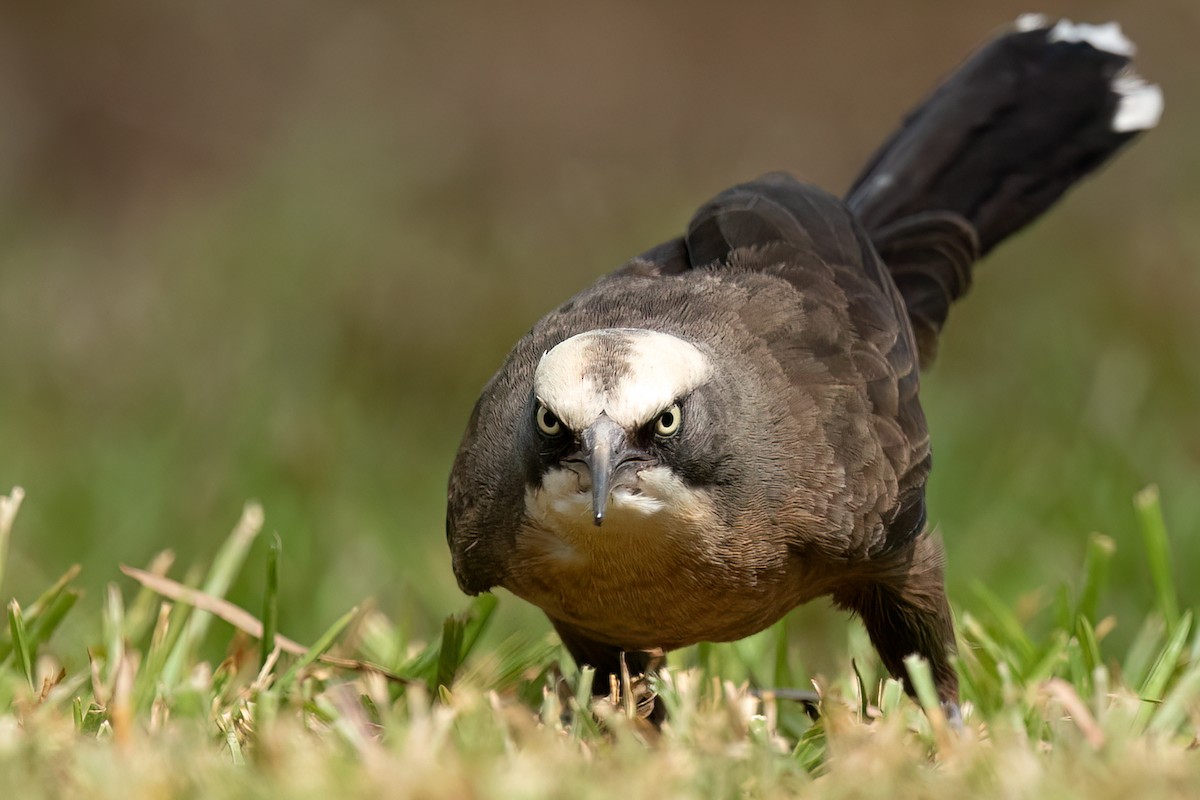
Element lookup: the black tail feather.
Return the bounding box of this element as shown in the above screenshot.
[847,17,1161,364]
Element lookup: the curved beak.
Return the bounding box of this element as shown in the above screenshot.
[580,415,629,527]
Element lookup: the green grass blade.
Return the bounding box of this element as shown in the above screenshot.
[133,602,182,712]
[879,677,905,717]
[0,565,83,665]
[792,722,828,774]
[357,610,405,672]
[903,654,941,717]
[276,606,358,697]
[1075,616,1102,683]
[1146,658,1200,737]
[905,653,952,748]
[431,594,499,691]
[219,712,246,766]
[457,594,498,663]
[459,633,560,691]
[78,703,107,735]
[398,637,442,684]
[1076,533,1115,624]
[24,564,83,622]
[8,600,34,690]
[575,666,595,711]
[970,582,1035,663]
[570,665,602,740]
[1024,631,1070,686]
[1066,647,1088,700]
[1123,613,1165,690]
[1052,584,1073,633]
[161,503,264,685]
[27,589,80,653]
[260,533,281,672]
[435,613,466,692]
[1134,486,1179,635]
[399,595,497,687]
[772,618,793,689]
[696,641,715,682]
[1133,610,1192,734]
[959,611,1012,679]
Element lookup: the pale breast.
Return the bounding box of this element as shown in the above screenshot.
[504,466,810,650]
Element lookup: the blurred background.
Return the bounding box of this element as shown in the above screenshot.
[0,0,1196,675]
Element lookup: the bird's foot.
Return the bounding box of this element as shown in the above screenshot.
[942,700,964,733]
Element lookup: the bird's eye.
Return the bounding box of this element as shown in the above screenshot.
[654,403,682,437]
[535,405,563,437]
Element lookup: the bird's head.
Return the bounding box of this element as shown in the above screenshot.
[527,328,717,527]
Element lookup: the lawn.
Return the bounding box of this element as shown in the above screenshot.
[2,485,1198,798]
[1,1,1197,796]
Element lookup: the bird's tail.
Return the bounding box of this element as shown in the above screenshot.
[845,16,1162,365]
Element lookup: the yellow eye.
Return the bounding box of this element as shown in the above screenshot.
[654,403,682,437]
[536,405,563,436]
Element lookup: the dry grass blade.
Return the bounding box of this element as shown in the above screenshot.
[0,487,22,528]
[120,564,409,683]
[0,487,26,596]
[26,564,82,619]
[1043,678,1106,749]
[120,564,306,654]
[110,650,137,748]
[318,654,413,683]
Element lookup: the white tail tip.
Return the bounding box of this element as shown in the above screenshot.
[1047,20,1136,56]
[1112,69,1165,132]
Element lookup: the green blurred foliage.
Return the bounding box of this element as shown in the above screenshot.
[0,0,1196,668]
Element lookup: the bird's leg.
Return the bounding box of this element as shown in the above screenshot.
[550,619,667,726]
[834,531,959,714]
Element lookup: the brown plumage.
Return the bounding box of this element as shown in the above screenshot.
[445,18,1160,720]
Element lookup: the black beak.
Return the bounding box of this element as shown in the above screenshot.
[580,415,628,526]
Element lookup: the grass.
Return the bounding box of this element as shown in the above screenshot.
[1,484,1197,799]
[0,9,1196,795]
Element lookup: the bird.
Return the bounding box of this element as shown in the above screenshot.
[445,16,1162,722]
